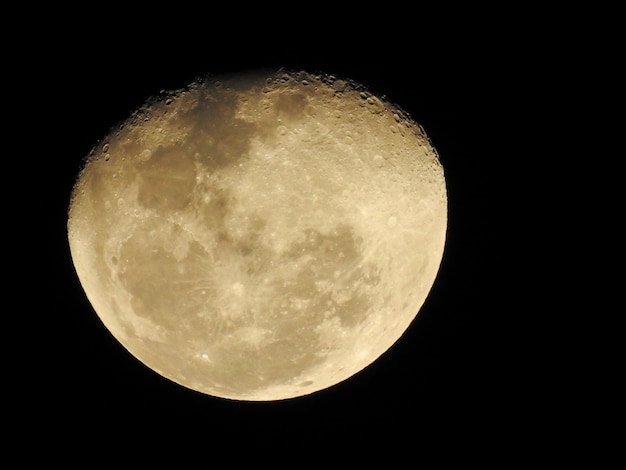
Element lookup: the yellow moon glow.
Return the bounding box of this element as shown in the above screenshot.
[68,69,447,401]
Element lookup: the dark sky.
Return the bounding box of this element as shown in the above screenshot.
[31,16,534,459]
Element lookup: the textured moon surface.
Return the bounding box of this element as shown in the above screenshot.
[68,69,447,401]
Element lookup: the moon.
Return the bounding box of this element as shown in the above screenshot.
[68,69,447,401]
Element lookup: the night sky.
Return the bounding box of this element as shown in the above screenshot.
[32,15,533,459]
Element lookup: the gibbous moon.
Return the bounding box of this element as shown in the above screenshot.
[68,69,447,401]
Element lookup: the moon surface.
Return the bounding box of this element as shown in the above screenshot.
[68,69,447,401]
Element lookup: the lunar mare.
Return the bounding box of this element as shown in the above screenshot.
[68,69,447,400]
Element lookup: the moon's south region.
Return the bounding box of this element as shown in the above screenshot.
[68,70,447,401]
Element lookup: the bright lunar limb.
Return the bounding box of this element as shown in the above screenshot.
[68,69,447,401]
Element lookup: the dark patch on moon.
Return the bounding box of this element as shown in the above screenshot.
[275,92,309,120]
[175,90,257,172]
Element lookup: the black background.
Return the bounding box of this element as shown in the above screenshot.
[26,9,545,462]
